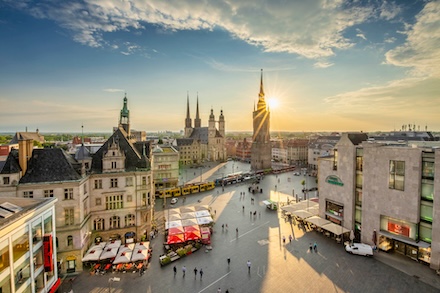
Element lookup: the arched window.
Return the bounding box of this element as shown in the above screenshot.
[94,218,105,231]
[125,214,135,227]
[67,235,73,247]
[110,216,120,229]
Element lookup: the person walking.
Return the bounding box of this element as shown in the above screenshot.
[182,266,186,277]
[217,288,221,293]
[289,235,293,243]
[173,265,177,276]
[247,260,251,273]
[194,267,198,278]
[282,236,286,244]
[236,228,239,235]
[309,243,313,253]
[227,257,230,266]
[314,242,318,253]
[199,268,203,279]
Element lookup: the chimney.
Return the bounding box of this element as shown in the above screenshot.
[18,139,33,175]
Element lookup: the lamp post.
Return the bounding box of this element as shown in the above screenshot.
[108,277,120,293]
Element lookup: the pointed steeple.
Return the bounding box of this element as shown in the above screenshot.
[119,93,130,135]
[259,68,265,98]
[195,92,201,128]
[185,92,192,128]
[257,69,267,110]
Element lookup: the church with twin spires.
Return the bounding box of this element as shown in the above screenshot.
[177,94,227,165]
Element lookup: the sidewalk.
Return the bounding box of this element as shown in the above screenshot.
[374,250,440,290]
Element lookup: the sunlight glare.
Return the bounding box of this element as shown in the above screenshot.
[267,97,279,109]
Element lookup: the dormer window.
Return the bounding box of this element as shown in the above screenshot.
[112,162,117,169]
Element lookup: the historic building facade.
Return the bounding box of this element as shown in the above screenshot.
[0,96,154,274]
[177,95,226,165]
[251,70,271,171]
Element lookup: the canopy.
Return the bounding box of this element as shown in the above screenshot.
[168,226,185,236]
[180,206,196,213]
[135,242,150,250]
[182,218,199,227]
[194,205,210,211]
[167,233,185,244]
[82,247,103,262]
[166,214,182,221]
[184,225,200,232]
[113,250,133,264]
[321,222,350,236]
[165,220,183,229]
[184,230,201,241]
[106,239,122,248]
[305,216,331,227]
[291,210,314,219]
[196,216,213,225]
[180,212,197,220]
[131,248,149,262]
[168,208,181,215]
[99,247,118,261]
[281,200,319,213]
[195,210,211,218]
[118,243,135,254]
[305,206,319,215]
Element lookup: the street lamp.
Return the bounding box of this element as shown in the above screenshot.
[108,277,120,293]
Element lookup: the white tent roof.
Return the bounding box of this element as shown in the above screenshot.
[291,210,314,219]
[82,247,103,262]
[99,247,119,260]
[195,210,210,218]
[305,216,331,227]
[180,212,197,219]
[166,214,182,221]
[106,239,122,248]
[131,248,149,262]
[182,218,199,227]
[321,222,350,236]
[168,208,181,215]
[180,206,196,213]
[196,216,214,225]
[194,205,210,211]
[113,250,133,264]
[165,220,183,229]
[134,242,150,250]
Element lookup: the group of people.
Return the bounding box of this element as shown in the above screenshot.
[174,265,204,279]
[309,242,318,253]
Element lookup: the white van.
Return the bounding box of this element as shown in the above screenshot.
[345,243,373,256]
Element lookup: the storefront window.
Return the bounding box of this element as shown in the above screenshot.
[380,215,417,240]
[378,235,393,251]
[325,201,343,224]
[419,247,431,264]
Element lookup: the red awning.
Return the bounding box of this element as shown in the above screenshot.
[167,234,185,244]
[184,225,200,233]
[184,230,201,241]
[168,226,185,236]
[48,278,61,293]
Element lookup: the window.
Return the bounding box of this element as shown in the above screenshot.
[94,218,104,231]
[23,191,33,198]
[111,161,117,169]
[110,178,118,188]
[44,190,54,198]
[355,190,362,206]
[422,161,434,179]
[3,176,10,185]
[126,177,133,187]
[142,176,147,185]
[67,235,73,247]
[110,216,120,229]
[421,180,434,201]
[332,149,338,170]
[147,192,151,206]
[142,193,147,206]
[96,198,101,206]
[83,184,87,194]
[94,179,102,189]
[389,160,405,191]
[356,149,363,171]
[106,195,123,210]
[125,214,135,227]
[356,174,363,189]
[64,188,73,200]
[64,208,74,226]
[421,201,433,222]
[127,195,132,202]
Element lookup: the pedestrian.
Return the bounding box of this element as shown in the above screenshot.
[227,257,230,265]
[236,228,238,234]
[259,211,261,217]
[282,236,286,244]
[250,211,252,216]
[309,243,313,253]
[226,290,229,293]
[314,242,318,253]
[194,267,198,278]
[222,224,224,230]
[289,235,292,243]
[173,265,177,276]
[199,268,203,279]
[217,288,221,293]
[215,210,217,215]
[242,205,245,211]
[182,265,186,277]
[225,223,228,229]
[247,260,251,273]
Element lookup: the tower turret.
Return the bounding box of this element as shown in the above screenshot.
[195,93,201,128]
[184,93,193,137]
[119,93,130,135]
[219,109,225,137]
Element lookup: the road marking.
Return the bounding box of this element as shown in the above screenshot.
[230,221,270,242]
[257,265,266,278]
[197,271,231,293]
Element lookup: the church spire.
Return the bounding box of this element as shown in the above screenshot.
[185,92,192,128]
[257,69,267,110]
[119,93,130,135]
[195,92,201,128]
[259,69,265,99]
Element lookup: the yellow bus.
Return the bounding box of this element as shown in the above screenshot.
[190,185,200,194]
[182,186,191,195]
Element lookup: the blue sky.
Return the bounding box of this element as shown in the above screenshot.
[0,0,439,133]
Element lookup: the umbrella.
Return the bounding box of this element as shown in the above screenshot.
[182,218,199,227]
[166,214,182,221]
[168,226,185,236]
[113,250,133,264]
[165,220,183,229]
[180,212,197,219]
[194,205,210,211]
[184,225,200,232]
[291,210,314,219]
[195,210,210,218]
[99,247,119,261]
[305,216,331,227]
[180,206,196,213]
[168,208,181,215]
[196,216,213,225]
[118,243,135,253]
[131,248,149,262]
[184,230,201,241]
[167,233,185,244]
[135,242,150,250]
[82,247,103,262]
[106,239,122,248]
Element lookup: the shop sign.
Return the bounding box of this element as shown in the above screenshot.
[388,222,410,237]
[325,175,344,186]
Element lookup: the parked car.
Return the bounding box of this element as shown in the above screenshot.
[293,172,300,176]
[170,198,178,204]
[345,243,373,256]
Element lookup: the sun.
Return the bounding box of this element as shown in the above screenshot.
[267,97,280,109]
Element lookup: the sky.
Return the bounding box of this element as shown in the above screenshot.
[0,0,439,133]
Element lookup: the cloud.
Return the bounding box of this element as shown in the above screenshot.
[6,0,385,59]
[103,88,125,93]
[385,1,440,77]
[356,28,367,40]
[377,1,402,20]
[313,61,334,68]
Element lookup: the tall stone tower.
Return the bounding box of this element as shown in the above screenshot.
[219,109,225,137]
[184,93,193,137]
[119,93,130,136]
[251,69,271,170]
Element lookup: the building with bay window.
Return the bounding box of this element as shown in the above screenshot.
[318,133,440,271]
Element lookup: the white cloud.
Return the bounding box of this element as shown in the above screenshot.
[385,1,440,77]
[378,1,402,20]
[9,0,382,59]
[103,88,125,93]
[313,61,334,68]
